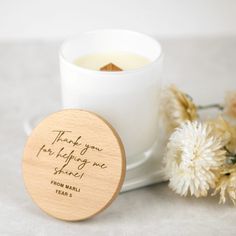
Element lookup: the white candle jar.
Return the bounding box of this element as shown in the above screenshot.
[59,29,163,169]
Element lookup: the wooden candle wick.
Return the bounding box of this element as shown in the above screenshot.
[100,63,123,71]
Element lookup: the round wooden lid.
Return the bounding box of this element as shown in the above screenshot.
[23,109,126,221]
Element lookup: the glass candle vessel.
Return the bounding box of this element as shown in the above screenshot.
[59,29,163,169]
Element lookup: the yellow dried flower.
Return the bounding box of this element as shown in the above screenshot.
[161,85,198,133]
[224,91,236,119]
[212,164,236,205]
[208,116,236,153]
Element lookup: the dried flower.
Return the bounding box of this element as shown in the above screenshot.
[164,121,227,197]
[160,85,198,133]
[208,117,236,154]
[212,164,236,205]
[224,91,236,119]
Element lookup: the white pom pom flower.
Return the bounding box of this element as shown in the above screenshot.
[164,121,227,197]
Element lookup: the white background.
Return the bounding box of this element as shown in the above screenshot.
[0,0,236,40]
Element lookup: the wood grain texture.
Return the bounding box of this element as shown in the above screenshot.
[23,109,126,221]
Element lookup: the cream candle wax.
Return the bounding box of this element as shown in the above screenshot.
[59,30,163,169]
[74,52,150,71]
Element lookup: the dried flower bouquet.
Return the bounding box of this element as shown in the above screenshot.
[162,85,236,204]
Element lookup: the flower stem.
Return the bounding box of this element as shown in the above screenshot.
[224,147,236,164]
[197,104,224,110]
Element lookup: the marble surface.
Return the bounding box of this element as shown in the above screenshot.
[0,37,236,236]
